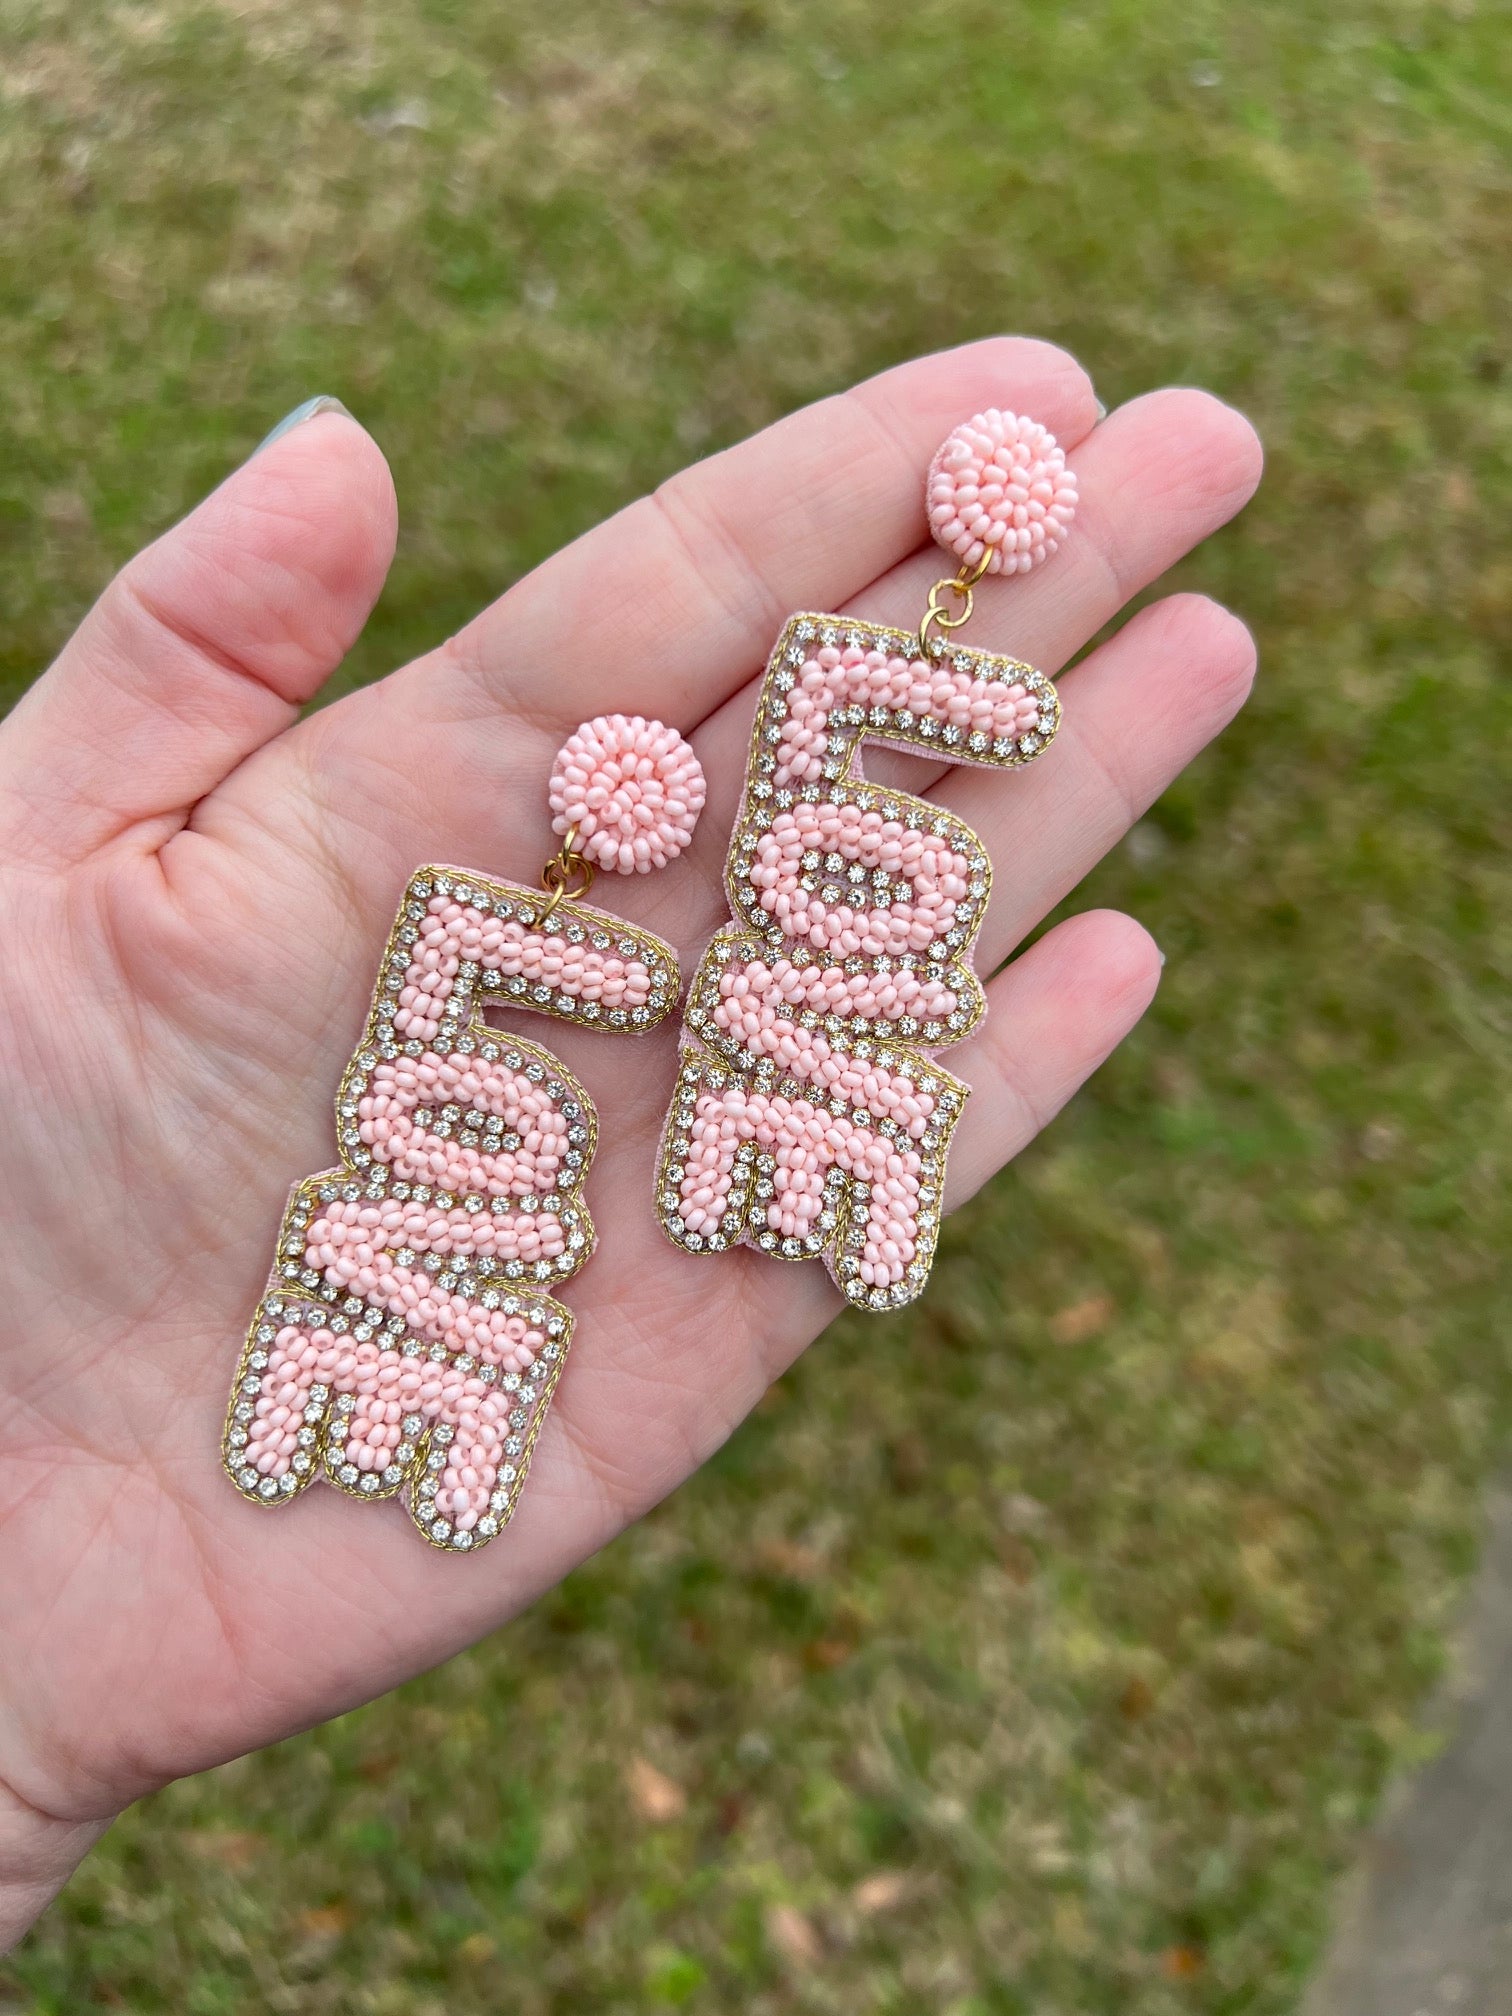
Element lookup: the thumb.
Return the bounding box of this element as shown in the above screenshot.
[0,398,397,866]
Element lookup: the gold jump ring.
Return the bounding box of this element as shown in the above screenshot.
[537,824,596,925]
[918,544,997,653]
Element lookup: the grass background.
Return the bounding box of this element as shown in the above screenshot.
[2,0,1509,2009]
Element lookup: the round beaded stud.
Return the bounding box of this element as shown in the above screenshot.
[549,713,707,875]
[926,409,1078,578]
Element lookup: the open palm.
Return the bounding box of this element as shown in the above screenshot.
[0,339,1260,1941]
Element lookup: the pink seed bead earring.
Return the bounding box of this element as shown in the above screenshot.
[656,409,1077,1312]
[222,715,705,1553]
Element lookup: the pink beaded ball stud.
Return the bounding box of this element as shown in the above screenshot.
[548,713,707,876]
[926,409,1078,579]
[656,409,1079,1313]
[220,714,703,1556]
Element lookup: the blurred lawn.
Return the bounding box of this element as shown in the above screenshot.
[2,0,1509,2010]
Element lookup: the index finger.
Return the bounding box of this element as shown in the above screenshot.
[440,336,1098,732]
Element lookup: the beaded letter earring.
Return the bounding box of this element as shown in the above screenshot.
[657,410,1077,1312]
[223,715,706,1552]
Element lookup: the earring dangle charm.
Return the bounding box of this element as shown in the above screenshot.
[656,409,1078,1312]
[222,715,705,1553]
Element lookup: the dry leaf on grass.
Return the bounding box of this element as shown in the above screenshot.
[626,1755,687,1822]
[1050,1293,1115,1344]
[766,1901,823,1966]
[181,1829,263,1871]
[1161,1945,1206,1979]
[294,1903,354,1940]
[852,1870,911,1914]
[802,1637,853,1672]
[755,1537,823,1579]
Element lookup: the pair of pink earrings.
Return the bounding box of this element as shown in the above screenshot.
[222,409,1078,1551]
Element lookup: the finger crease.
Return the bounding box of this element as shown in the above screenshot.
[115,574,295,709]
[647,480,789,644]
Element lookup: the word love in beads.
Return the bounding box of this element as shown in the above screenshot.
[658,613,1061,1311]
[655,410,1076,1312]
[222,713,706,1554]
[223,867,682,1552]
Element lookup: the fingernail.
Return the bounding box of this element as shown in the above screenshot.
[1157,946,1167,968]
[1093,396,1108,422]
[254,395,353,455]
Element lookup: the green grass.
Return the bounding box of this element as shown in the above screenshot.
[2,0,1509,2008]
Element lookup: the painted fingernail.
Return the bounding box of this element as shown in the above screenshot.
[254,395,353,455]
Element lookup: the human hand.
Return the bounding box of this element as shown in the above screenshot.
[0,341,1260,1944]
